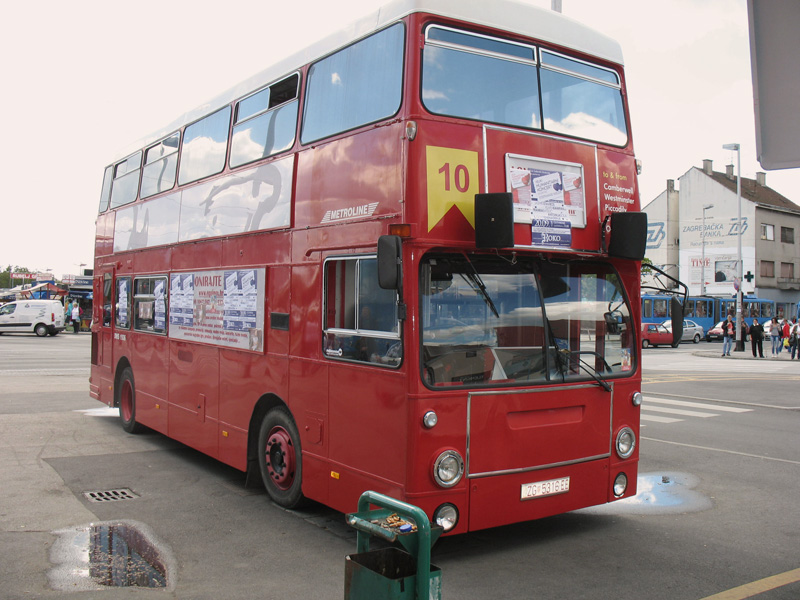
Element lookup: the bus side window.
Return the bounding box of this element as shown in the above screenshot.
[323,256,401,367]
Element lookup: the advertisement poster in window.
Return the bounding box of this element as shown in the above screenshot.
[506,154,586,249]
[169,268,265,351]
[117,279,129,328]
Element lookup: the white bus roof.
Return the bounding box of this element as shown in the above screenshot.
[116,0,624,162]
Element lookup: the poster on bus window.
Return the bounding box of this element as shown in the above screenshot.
[505,154,586,237]
[168,268,265,352]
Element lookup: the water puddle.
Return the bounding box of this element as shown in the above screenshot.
[49,520,175,591]
[579,471,713,515]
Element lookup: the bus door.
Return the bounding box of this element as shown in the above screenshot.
[92,269,117,406]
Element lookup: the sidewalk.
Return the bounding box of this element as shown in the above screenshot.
[693,347,800,360]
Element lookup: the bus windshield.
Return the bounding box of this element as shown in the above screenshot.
[421,255,634,388]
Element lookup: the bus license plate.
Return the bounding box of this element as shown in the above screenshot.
[520,477,570,500]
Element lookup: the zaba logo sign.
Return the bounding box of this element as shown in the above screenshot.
[646,222,666,249]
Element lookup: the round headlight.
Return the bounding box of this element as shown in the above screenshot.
[433,450,464,488]
[632,392,643,407]
[613,472,628,497]
[616,427,636,459]
[422,410,438,429]
[433,504,459,532]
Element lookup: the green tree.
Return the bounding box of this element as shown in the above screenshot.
[641,257,654,280]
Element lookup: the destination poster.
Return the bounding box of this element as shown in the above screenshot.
[168,268,265,352]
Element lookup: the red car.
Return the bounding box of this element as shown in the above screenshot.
[641,323,674,348]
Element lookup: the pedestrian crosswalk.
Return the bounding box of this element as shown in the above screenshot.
[641,395,752,425]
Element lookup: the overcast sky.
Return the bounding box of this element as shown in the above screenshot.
[1,0,795,279]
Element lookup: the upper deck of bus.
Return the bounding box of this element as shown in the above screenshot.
[111,0,625,164]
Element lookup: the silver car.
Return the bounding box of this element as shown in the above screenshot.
[660,319,705,343]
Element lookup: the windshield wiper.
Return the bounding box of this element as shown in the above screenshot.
[555,349,612,392]
[459,255,499,318]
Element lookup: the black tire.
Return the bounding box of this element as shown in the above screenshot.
[693,334,701,343]
[34,323,48,337]
[642,340,650,348]
[258,406,305,508]
[117,367,143,434]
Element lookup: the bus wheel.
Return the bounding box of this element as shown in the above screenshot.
[258,407,305,508]
[118,367,143,434]
[34,323,49,337]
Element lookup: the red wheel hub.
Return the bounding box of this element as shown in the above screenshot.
[266,427,295,490]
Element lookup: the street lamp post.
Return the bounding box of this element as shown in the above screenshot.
[723,143,743,351]
[701,204,714,296]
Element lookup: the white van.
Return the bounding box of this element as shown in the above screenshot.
[0,300,66,336]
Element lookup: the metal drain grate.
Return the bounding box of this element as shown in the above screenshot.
[83,488,139,503]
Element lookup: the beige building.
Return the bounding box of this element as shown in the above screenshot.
[644,159,800,319]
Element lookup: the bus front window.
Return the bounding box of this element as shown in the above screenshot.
[421,255,634,388]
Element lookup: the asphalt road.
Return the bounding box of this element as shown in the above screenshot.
[1,333,798,599]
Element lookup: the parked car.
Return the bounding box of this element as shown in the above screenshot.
[660,319,704,343]
[0,300,65,336]
[641,323,674,348]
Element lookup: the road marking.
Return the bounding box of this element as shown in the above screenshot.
[643,437,800,465]
[643,392,794,411]
[645,397,752,413]
[642,405,717,418]
[698,567,800,600]
[641,414,682,424]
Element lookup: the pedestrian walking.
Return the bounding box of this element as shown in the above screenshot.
[749,319,764,358]
[770,317,781,356]
[722,315,735,356]
[791,318,800,360]
[71,302,81,334]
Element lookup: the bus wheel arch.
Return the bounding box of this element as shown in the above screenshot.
[250,396,306,508]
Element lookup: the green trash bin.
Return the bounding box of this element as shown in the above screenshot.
[344,491,442,600]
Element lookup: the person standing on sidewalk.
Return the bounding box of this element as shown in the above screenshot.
[770,317,781,356]
[779,318,791,354]
[722,314,735,356]
[750,318,764,358]
[71,302,81,334]
[791,318,800,360]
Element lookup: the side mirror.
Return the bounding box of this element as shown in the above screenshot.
[377,235,402,290]
[670,296,684,347]
[604,311,621,335]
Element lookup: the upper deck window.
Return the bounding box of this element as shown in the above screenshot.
[98,166,113,213]
[540,50,627,146]
[301,23,404,144]
[110,151,142,209]
[230,74,299,168]
[178,107,232,186]
[141,132,180,199]
[423,26,540,130]
[422,25,628,146]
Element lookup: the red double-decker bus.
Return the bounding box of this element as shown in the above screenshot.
[91,0,674,535]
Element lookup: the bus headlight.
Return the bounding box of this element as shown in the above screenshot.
[433,450,464,488]
[616,427,636,459]
[433,504,459,532]
[613,472,628,497]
